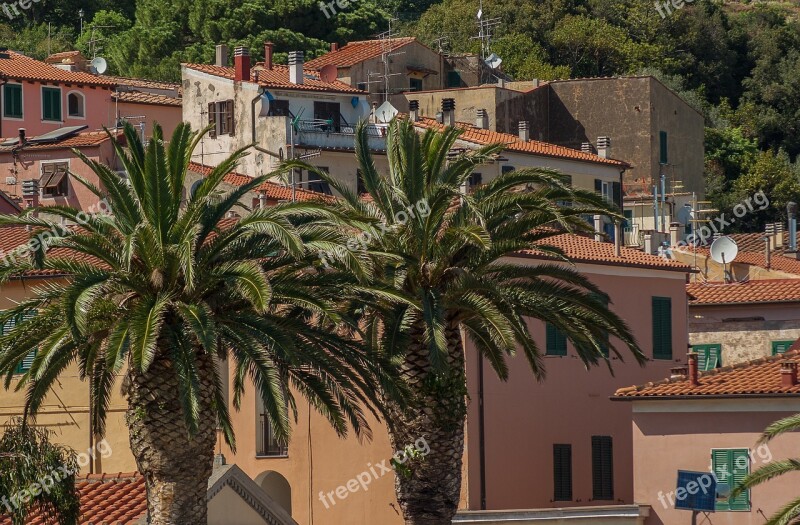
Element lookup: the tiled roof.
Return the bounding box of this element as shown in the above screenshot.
[306,37,417,69]
[187,162,333,202]
[0,131,115,152]
[0,51,115,87]
[112,91,181,107]
[102,76,181,91]
[614,349,800,398]
[679,244,800,276]
[410,116,627,167]
[517,232,693,272]
[687,279,800,305]
[0,473,146,525]
[183,63,364,94]
[0,225,106,277]
[44,50,84,63]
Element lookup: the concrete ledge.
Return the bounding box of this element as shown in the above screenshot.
[453,505,650,524]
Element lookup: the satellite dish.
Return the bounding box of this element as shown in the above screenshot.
[710,236,738,264]
[258,91,271,117]
[484,53,503,70]
[90,57,107,75]
[320,64,338,83]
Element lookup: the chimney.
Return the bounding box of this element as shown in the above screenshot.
[409,100,420,122]
[644,233,653,254]
[669,222,680,247]
[264,42,274,70]
[331,42,339,52]
[442,98,455,126]
[781,361,798,388]
[289,51,304,85]
[593,215,603,243]
[518,121,530,142]
[614,220,622,257]
[580,142,592,153]
[789,202,798,252]
[670,366,688,381]
[234,46,251,82]
[765,235,772,270]
[18,128,26,145]
[776,222,785,249]
[765,223,776,251]
[476,109,488,130]
[215,44,228,67]
[259,193,268,209]
[597,136,611,159]
[687,352,699,386]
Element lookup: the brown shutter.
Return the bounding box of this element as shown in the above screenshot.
[208,102,217,137]
[226,100,235,137]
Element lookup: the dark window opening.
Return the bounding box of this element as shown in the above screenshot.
[553,444,572,501]
[591,436,614,500]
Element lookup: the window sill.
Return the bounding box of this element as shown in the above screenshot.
[3,116,23,121]
[255,454,289,459]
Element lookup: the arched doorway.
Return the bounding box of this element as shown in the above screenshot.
[256,470,292,515]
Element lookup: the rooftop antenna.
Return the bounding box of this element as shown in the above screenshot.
[471,0,501,84]
[362,19,406,103]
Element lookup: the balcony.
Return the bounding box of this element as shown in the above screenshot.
[295,119,388,152]
[257,413,288,458]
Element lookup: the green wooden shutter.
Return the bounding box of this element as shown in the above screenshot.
[42,87,61,121]
[713,449,750,511]
[3,84,22,118]
[652,297,672,360]
[553,444,572,501]
[591,436,614,500]
[659,131,668,165]
[772,340,794,355]
[546,323,567,356]
[3,310,36,374]
[693,344,721,371]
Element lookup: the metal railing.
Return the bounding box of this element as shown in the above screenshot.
[257,414,288,457]
[295,119,385,137]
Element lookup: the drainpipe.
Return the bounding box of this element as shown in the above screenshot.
[0,75,6,138]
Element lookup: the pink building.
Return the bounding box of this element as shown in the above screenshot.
[0,127,122,211]
[614,350,800,525]
[107,76,183,139]
[0,50,117,137]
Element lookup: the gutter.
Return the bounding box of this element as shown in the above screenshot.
[611,393,800,402]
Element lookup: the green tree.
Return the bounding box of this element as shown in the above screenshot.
[732,411,800,524]
[0,123,389,524]
[730,149,800,231]
[303,120,643,524]
[0,418,80,525]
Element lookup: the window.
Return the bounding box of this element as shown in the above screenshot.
[409,78,423,92]
[268,99,291,117]
[693,343,721,371]
[591,436,614,500]
[469,172,482,187]
[652,296,672,360]
[308,168,332,195]
[502,165,515,174]
[2,310,37,374]
[208,100,235,137]
[772,340,794,355]
[313,101,341,132]
[67,92,84,118]
[3,83,22,119]
[39,162,69,197]
[553,444,572,501]
[257,400,288,457]
[357,82,367,91]
[546,323,567,356]
[447,71,462,88]
[595,179,621,209]
[712,449,750,511]
[659,131,668,165]
[42,87,62,122]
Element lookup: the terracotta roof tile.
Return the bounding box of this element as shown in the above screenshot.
[0,473,146,525]
[0,225,106,277]
[112,91,181,107]
[102,76,181,91]
[44,51,84,63]
[0,131,115,152]
[687,279,800,305]
[0,51,115,87]
[517,232,693,272]
[614,349,800,398]
[678,244,800,276]
[410,116,627,167]
[306,37,417,69]
[183,63,364,94]
[188,162,333,202]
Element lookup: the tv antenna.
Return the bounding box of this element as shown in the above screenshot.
[363,19,406,103]
[471,0,501,83]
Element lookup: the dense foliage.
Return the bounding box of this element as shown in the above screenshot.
[5,0,800,228]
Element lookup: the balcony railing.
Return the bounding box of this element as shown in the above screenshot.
[624,225,641,247]
[257,414,288,457]
[295,119,385,137]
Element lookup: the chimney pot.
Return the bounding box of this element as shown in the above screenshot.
[215,44,228,67]
[234,46,251,82]
[331,42,339,52]
[288,51,304,85]
[687,352,699,386]
[580,142,592,153]
[781,361,798,388]
[644,233,653,254]
[409,100,420,122]
[476,109,488,130]
[670,366,688,380]
[614,220,622,256]
[593,215,603,243]
[519,121,530,142]
[264,42,274,70]
[441,98,455,126]
[669,221,680,247]
[597,136,611,158]
[18,128,26,144]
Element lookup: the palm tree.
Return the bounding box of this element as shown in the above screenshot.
[299,119,645,525]
[733,413,800,524]
[0,123,389,524]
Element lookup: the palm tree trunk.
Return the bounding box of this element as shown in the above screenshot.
[388,319,467,525]
[122,349,217,525]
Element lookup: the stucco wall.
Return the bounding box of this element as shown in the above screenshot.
[630,399,800,525]
[114,101,183,139]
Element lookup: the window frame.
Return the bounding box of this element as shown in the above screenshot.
[712,448,750,512]
[591,435,614,501]
[66,91,86,119]
[553,444,572,501]
[545,323,567,356]
[652,296,673,360]
[3,82,23,120]
[772,340,794,356]
[41,86,63,122]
